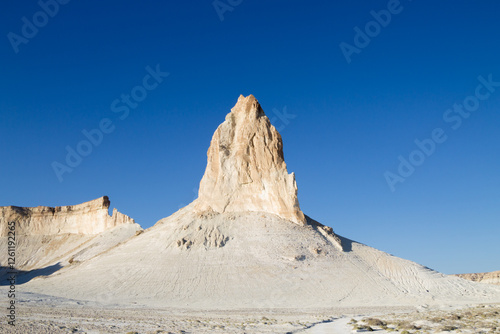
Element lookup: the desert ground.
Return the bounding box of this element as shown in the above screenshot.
[1,290,499,334]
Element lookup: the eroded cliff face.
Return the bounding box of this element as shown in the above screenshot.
[0,196,141,275]
[0,196,135,237]
[455,271,500,286]
[194,95,305,225]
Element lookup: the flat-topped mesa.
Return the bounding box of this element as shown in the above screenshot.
[0,196,135,236]
[195,95,306,225]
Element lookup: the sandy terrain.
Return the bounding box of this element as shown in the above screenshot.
[1,291,498,333]
[0,290,412,333]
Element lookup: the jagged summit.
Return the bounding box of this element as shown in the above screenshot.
[194,95,305,224]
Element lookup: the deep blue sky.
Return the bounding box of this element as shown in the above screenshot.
[1,1,499,275]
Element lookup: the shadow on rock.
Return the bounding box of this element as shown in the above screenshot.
[0,263,63,285]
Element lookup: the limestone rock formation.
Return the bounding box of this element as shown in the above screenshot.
[455,271,500,286]
[6,95,500,310]
[195,95,305,225]
[0,196,141,278]
[0,196,135,236]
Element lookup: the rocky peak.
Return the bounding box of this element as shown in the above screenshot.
[195,95,305,224]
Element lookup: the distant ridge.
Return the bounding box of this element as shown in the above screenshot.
[455,271,500,286]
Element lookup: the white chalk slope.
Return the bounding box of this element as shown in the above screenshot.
[25,205,500,308]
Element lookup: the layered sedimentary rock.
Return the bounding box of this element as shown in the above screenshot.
[0,196,141,274]
[455,271,500,286]
[0,196,135,237]
[195,95,305,225]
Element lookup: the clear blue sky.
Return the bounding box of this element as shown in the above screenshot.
[1,1,499,275]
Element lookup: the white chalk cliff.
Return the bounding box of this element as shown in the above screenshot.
[0,196,135,237]
[195,94,305,224]
[0,196,141,275]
